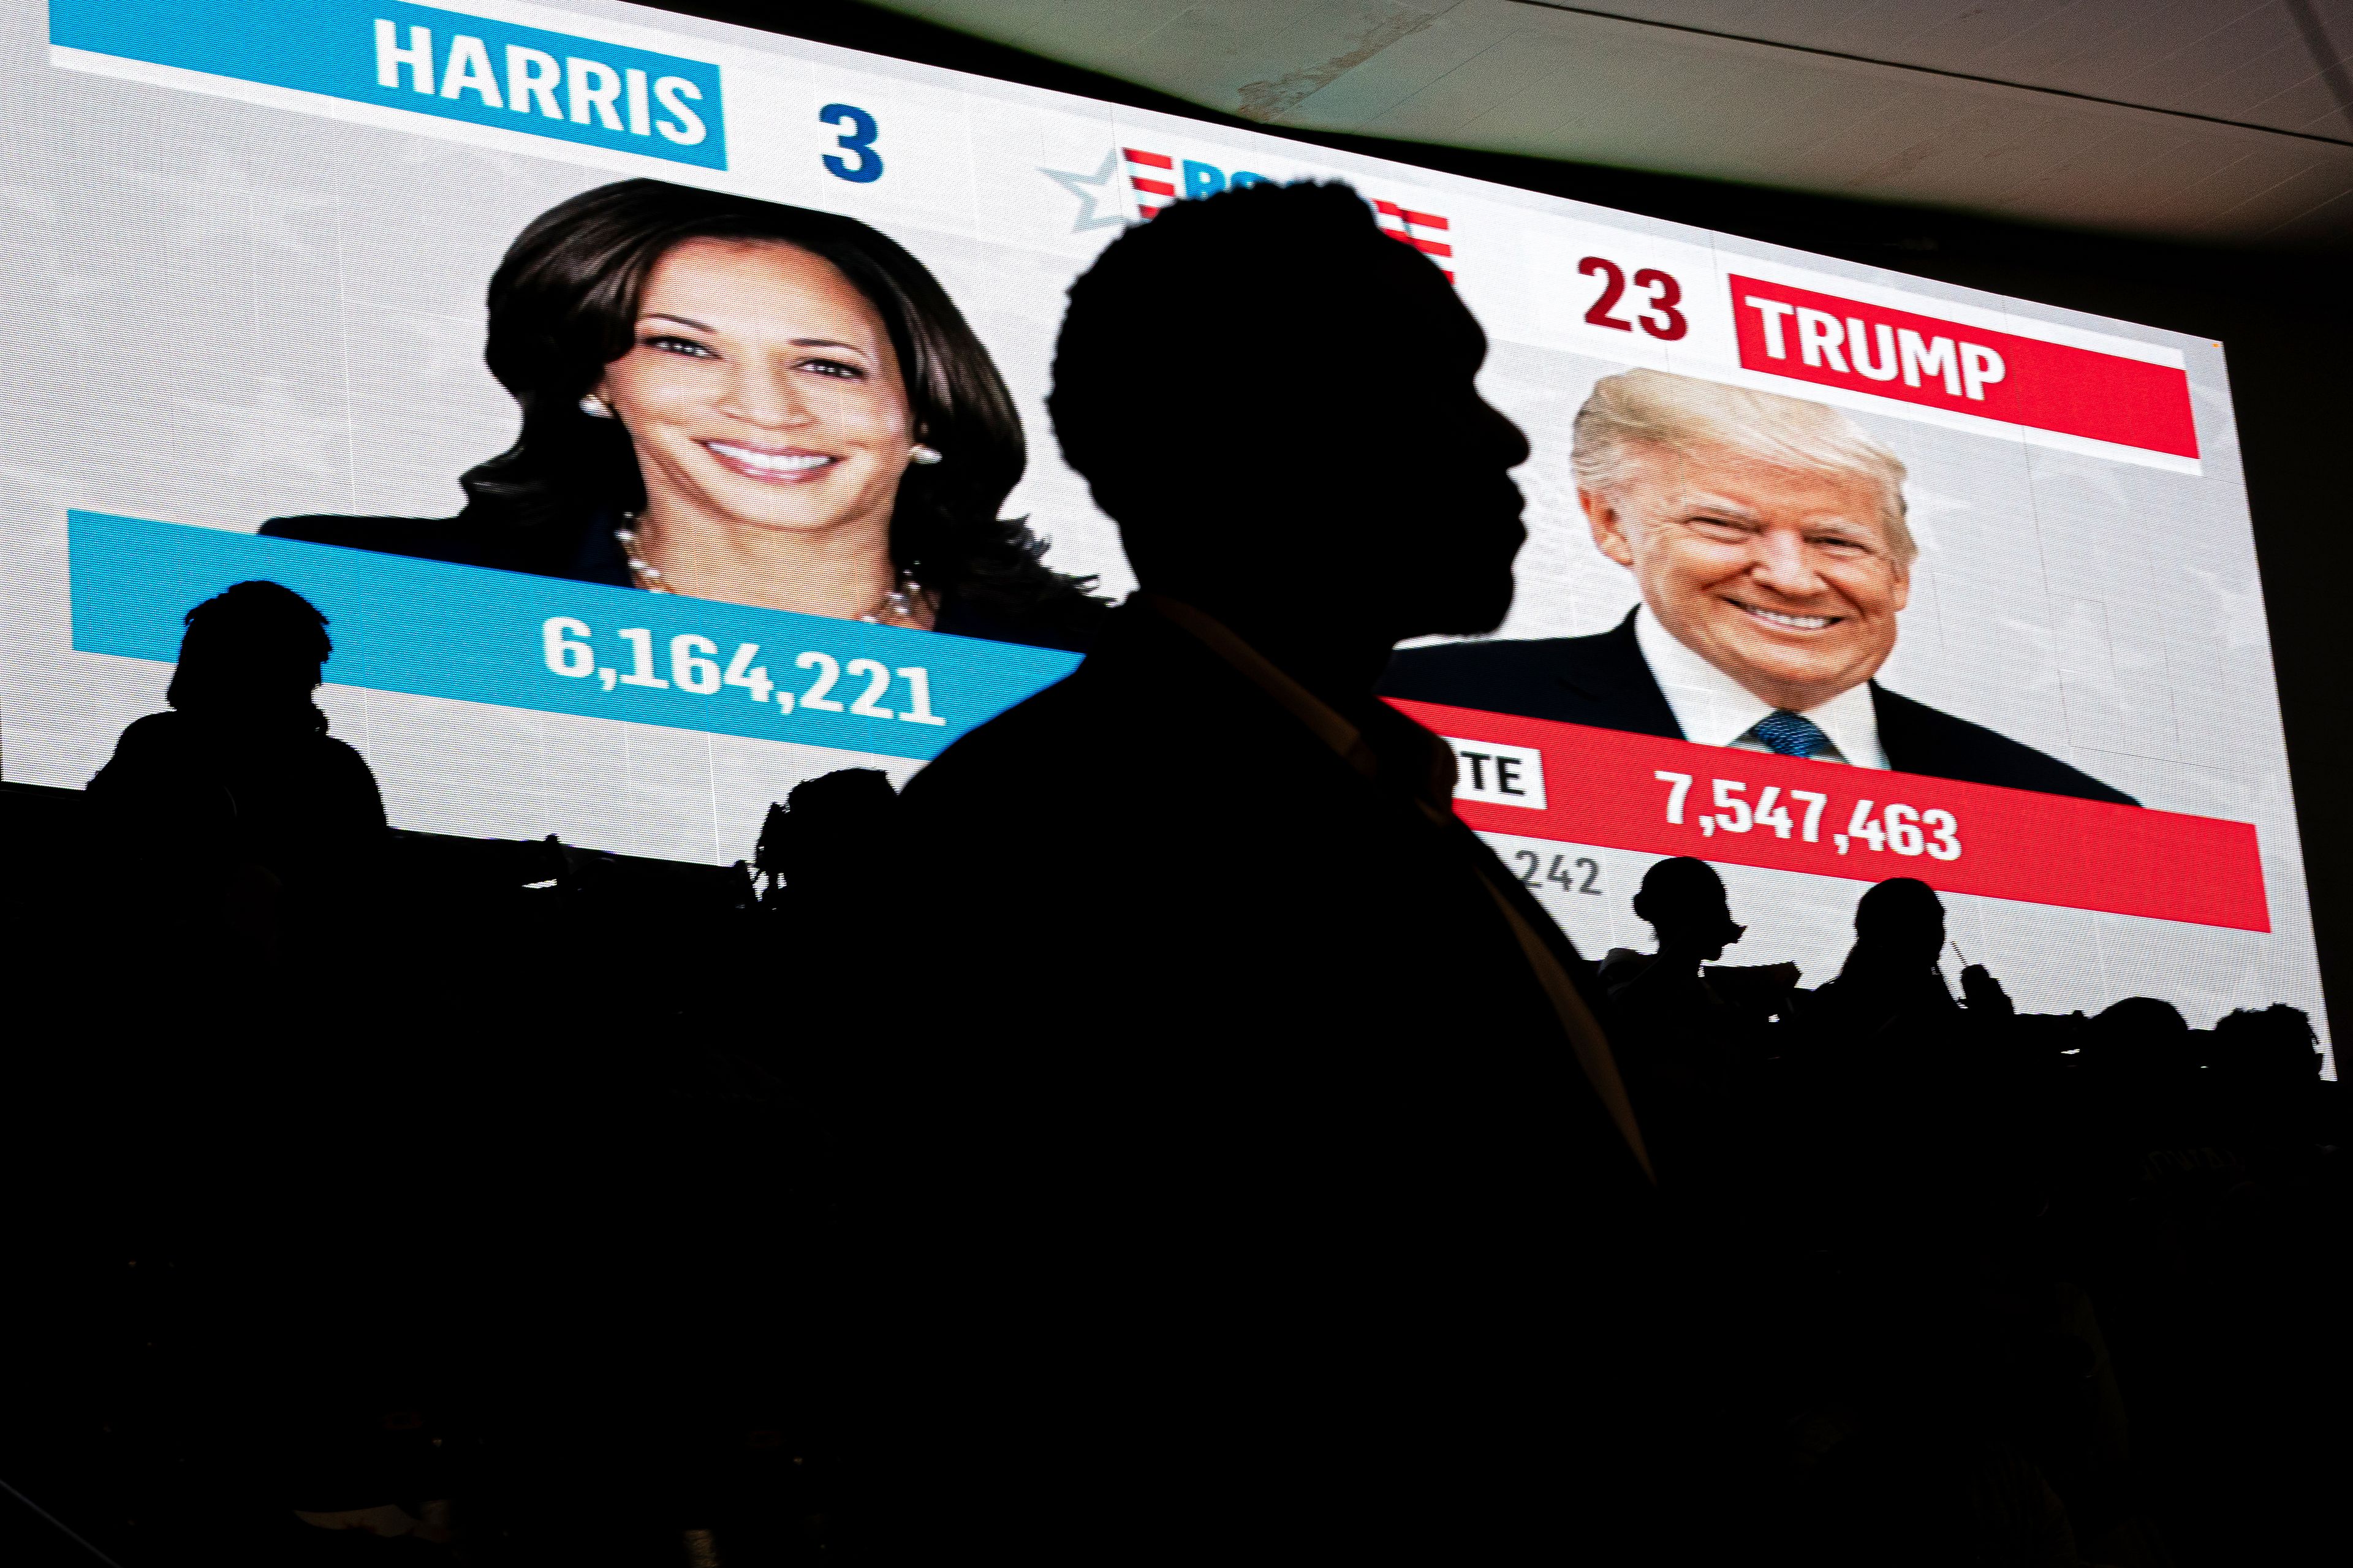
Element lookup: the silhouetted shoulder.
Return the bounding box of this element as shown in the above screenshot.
[902,616,1190,815]
[87,711,197,792]
[261,512,630,584]
[313,732,390,828]
[934,586,1115,654]
[1869,686,2138,806]
[263,512,476,561]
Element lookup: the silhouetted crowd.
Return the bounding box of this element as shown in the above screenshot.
[8,730,2338,1566]
[2,178,2343,1567]
[1596,858,2343,1566]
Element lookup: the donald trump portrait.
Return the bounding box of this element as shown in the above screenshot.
[1382,368,2136,805]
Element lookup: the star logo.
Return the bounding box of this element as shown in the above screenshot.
[1039,148,1131,233]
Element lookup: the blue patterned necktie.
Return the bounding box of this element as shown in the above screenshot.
[1752,708,1833,759]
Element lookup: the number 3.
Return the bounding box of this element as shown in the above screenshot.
[1923,808,1961,862]
[820,103,882,183]
[1632,267,1687,340]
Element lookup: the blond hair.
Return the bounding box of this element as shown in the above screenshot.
[1571,369,1915,562]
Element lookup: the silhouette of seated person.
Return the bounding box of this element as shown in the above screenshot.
[1805,877,2010,1042]
[2210,1004,2336,1149]
[741,766,901,1081]
[1602,856,1793,1201]
[888,180,1695,1558]
[88,580,385,954]
[2080,997,2192,1098]
[1791,879,2026,1211]
[1603,858,1751,1080]
[1603,856,1801,1015]
[756,767,900,914]
[2077,996,2227,1166]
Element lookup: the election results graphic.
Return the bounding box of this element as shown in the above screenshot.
[1729,275,2199,464]
[50,0,727,166]
[9,0,2324,1040]
[1113,146,1455,277]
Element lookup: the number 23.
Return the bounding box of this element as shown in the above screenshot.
[1578,256,1686,340]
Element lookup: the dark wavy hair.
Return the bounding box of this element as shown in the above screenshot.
[460,179,1091,609]
[167,580,332,730]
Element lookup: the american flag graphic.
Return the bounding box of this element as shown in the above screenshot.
[1122,147,1178,219]
[1373,199,1454,283]
[1120,148,1455,280]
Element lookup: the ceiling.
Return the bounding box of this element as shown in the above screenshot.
[865,1,2353,246]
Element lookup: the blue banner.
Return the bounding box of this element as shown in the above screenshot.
[69,512,1078,762]
[50,0,729,170]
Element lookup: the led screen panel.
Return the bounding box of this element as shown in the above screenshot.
[9,0,2325,1045]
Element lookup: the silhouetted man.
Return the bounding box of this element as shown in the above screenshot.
[887,182,1697,1559]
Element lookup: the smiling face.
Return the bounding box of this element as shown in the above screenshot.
[1587,443,1909,712]
[594,237,914,541]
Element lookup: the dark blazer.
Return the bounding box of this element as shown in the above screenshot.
[871,603,1697,1556]
[1381,608,2139,806]
[259,511,1113,653]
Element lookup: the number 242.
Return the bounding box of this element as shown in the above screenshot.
[1517,851,1602,895]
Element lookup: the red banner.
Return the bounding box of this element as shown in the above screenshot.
[1727,275,2199,460]
[1391,700,2268,932]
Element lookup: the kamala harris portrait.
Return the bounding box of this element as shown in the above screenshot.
[263,179,1108,652]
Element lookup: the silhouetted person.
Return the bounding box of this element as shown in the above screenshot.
[755,767,900,909]
[2208,1005,2339,1151]
[2085,996,2192,1080]
[1806,877,2012,1038]
[1602,857,1780,1201]
[1785,880,2019,1233]
[1603,855,1746,984]
[2210,1004,2324,1088]
[88,580,385,952]
[1605,861,1743,1077]
[82,582,419,1543]
[2077,996,2208,1180]
[885,181,1689,1558]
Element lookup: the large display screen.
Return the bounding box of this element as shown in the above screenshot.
[12,0,2325,1043]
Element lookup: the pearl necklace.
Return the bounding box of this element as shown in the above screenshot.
[615,517,930,628]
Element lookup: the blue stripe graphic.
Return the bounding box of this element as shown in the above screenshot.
[50,0,729,170]
[68,513,1077,762]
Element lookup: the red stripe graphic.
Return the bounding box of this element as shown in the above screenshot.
[1729,275,2199,460]
[1372,199,1457,281]
[1389,700,2268,931]
[1123,149,1176,220]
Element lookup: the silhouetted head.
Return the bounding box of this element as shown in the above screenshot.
[763,767,899,896]
[1851,877,1945,968]
[2211,1004,2323,1088]
[166,581,332,728]
[1051,181,1530,642]
[2088,996,2192,1080]
[1630,857,1743,962]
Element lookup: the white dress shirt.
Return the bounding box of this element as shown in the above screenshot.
[1632,606,1888,769]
